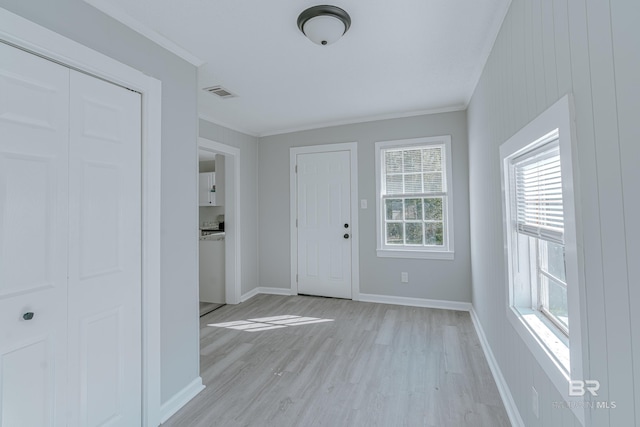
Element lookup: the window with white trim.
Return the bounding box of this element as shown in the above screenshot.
[511,138,569,335]
[500,95,585,424]
[375,136,454,260]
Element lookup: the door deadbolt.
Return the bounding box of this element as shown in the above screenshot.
[344,223,349,228]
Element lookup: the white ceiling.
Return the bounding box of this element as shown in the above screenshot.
[86,0,511,137]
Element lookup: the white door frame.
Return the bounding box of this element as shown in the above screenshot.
[0,9,162,427]
[197,137,242,305]
[289,142,360,300]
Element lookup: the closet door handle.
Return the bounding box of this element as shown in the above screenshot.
[23,312,34,321]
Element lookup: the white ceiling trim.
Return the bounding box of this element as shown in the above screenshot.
[198,113,260,138]
[465,0,513,106]
[83,0,204,66]
[257,104,467,138]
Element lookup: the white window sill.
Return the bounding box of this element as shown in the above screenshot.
[376,249,454,260]
[507,306,585,424]
[513,307,570,373]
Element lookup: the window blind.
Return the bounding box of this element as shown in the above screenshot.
[383,145,445,196]
[513,141,564,244]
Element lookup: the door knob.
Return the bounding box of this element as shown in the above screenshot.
[23,312,34,321]
[343,233,350,239]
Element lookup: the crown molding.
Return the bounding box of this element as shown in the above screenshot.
[198,113,260,138]
[466,0,512,105]
[199,104,467,140]
[257,104,467,138]
[83,0,204,66]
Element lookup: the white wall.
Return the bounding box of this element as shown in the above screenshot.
[199,158,225,226]
[467,0,639,426]
[0,0,200,406]
[199,119,259,295]
[258,112,472,302]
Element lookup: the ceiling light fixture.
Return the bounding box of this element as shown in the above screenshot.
[297,5,351,46]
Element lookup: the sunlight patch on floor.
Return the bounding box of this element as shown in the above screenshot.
[208,315,334,332]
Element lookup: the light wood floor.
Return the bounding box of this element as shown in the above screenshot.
[163,294,510,427]
[200,302,225,317]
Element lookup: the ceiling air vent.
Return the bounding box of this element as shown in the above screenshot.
[203,85,237,99]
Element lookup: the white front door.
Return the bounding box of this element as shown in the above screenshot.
[0,43,142,426]
[296,150,352,299]
[0,41,70,427]
[66,70,142,426]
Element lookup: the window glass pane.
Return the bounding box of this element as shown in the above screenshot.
[423,172,443,193]
[542,241,566,282]
[403,149,422,173]
[404,173,422,193]
[424,197,443,220]
[425,222,444,246]
[541,275,569,331]
[385,150,402,173]
[404,199,422,220]
[385,199,403,220]
[386,174,403,194]
[386,223,403,245]
[379,142,450,252]
[422,147,442,171]
[405,223,423,244]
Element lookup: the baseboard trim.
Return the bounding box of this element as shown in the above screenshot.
[159,377,205,424]
[258,286,296,296]
[241,287,294,302]
[240,287,260,302]
[469,308,524,427]
[358,293,472,312]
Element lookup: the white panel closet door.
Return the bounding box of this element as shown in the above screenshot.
[0,42,70,427]
[297,151,352,299]
[67,71,142,426]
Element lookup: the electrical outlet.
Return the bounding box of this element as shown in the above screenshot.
[401,272,409,283]
[531,386,539,418]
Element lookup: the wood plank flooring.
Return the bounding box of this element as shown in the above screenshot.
[200,302,225,317]
[163,294,510,427]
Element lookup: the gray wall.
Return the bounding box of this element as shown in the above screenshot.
[199,120,259,296]
[0,0,200,405]
[199,160,216,173]
[467,0,639,426]
[258,112,471,302]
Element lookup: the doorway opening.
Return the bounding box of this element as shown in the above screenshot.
[198,138,241,306]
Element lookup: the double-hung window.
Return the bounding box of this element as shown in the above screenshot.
[375,136,454,259]
[500,95,585,424]
[512,140,569,334]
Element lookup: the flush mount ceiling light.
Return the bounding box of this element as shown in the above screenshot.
[297,5,351,46]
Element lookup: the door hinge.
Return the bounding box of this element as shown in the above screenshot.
[295,165,298,173]
[296,219,298,227]
[296,274,298,282]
